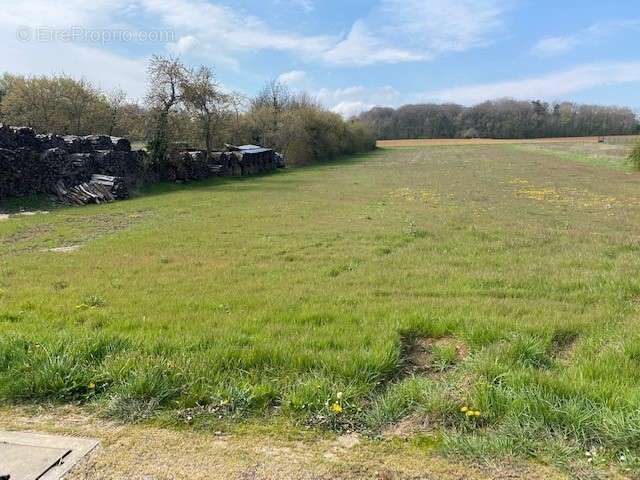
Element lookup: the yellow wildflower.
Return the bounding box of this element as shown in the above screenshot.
[460,406,469,413]
[88,382,96,390]
[330,402,343,414]
[465,410,474,417]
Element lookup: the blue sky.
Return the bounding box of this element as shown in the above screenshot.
[1,0,639,116]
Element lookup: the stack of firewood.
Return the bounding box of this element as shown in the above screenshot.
[54,174,128,205]
[54,179,115,205]
[91,174,128,198]
[0,123,284,206]
[0,124,145,202]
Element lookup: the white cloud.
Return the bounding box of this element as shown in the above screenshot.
[167,35,198,55]
[0,0,148,98]
[531,36,579,57]
[0,0,335,94]
[138,0,335,63]
[322,21,425,66]
[332,101,377,118]
[0,0,128,28]
[278,70,308,87]
[0,0,512,94]
[532,20,640,57]
[418,61,640,105]
[148,0,507,67]
[0,30,148,99]
[277,0,314,12]
[315,85,400,117]
[323,0,508,66]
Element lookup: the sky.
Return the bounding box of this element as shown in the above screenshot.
[1,0,639,117]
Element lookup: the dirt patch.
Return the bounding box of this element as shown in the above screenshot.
[551,331,580,363]
[2,211,150,256]
[382,413,434,439]
[401,335,469,376]
[2,224,53,245]
[0,214,9,221]
[15,210,50,216]
[46,245,83,253]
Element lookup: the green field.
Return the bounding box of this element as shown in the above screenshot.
[2,143,640,474]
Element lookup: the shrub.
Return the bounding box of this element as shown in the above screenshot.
[273,106,375,165]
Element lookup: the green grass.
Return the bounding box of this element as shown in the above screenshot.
[2,145,640,474]
[513,141,636,171]
[630,142,640,171]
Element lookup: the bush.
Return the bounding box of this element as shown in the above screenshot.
[240,83,376,166]
[629,142,640,171]
[277,108,375,166]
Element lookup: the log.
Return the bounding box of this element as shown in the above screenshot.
[54,178,119,205]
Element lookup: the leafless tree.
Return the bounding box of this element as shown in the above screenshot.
[251,80,291,145]
[182,65,230,156]
[227,90,247,143]
[105,88,127,136]
[145,55,188,164]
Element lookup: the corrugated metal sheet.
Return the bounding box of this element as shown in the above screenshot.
[238,145,273,154]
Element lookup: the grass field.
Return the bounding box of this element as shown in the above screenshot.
[377,135,640,148]
[1,140,640,476]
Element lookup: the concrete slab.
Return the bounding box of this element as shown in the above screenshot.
[0,431,98,480]
[0,443,70,480]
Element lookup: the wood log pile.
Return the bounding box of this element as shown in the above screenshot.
[0,124,145,203]
[0,124,286,207]
[163,145,282,182]
[54,177,116,205]
[54,174,129,206]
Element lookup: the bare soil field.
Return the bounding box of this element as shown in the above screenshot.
[377,135,640,148]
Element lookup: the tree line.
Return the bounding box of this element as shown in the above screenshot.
[0,74,147,140]
[357,100,639,140]
[0,57,375,166]
[143,56,374,168]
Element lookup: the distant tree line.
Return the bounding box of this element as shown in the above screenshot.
[0,59,375,166]
[357,100,640,140]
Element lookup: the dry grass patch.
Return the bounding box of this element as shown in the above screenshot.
[0,406,571,480]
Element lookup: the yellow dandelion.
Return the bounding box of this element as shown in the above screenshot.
[465,410,474,417]
[88,382,96,390]
[460,406,469,413]
[330,402,343,414]
[474,411,481,417]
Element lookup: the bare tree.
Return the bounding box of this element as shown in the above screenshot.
[251,80,291,146]
[105,88,127,136]
[182,65,230,156]
[227,90,247,143]
[145,55,187,165]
